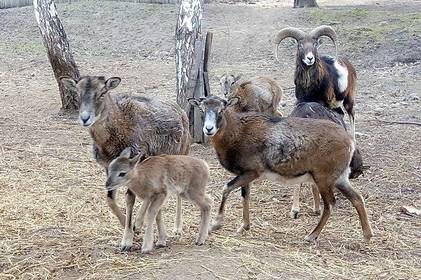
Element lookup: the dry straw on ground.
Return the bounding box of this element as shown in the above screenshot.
[1,1,420,279]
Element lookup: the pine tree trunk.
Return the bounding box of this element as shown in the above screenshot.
[294,0,318,8]
[33,0,80,115]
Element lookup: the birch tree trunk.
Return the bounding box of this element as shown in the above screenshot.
[34,0,80,114]
[294,0,318,8]
[175,0,203,111]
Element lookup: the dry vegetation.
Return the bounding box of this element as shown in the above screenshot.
[0,0,420,279]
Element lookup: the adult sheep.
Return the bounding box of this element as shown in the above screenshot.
[61,76,191,237]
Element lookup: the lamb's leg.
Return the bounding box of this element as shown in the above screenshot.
[155,210,167,248]
[311,184,321,215]
[120,189,135,251]
[142,194,166,254]
[211,171,259,232]
[305,185,335,242]
[134,198,151,232]
[173,195,182,240]
[290,184,301,219]
[335,180,373,241]
[107,190,125,227]
[194,194,212,245]
[237,184,251,234]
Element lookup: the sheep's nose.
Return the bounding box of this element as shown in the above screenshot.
[307,56,314,62]
[81,115,90,124]
[205,125,214,132]
[79,111,91,125]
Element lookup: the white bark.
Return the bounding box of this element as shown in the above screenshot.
[175,0,202,111]
[34,0,80,113]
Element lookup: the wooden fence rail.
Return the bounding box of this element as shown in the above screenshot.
[0,0,177,9]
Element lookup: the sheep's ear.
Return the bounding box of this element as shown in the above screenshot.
[105,77,121,90]
[188,97,201,108]
[234,74,242,82]
[119,147,131,159]
[317,38,323,49]
[227,97,240,107]
[60,76,77,89]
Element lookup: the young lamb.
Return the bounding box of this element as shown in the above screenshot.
[60,76,191,236]
[106,148,212,254]
[289,102,369,218]
[274,25,357,139]
[219,74,282,116]
[189,96,372,242]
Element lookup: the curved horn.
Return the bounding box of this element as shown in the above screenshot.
[274,27,306,62]
[310,25,338,58]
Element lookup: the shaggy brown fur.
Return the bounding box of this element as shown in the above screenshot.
[190,96,372,242]
[60,76,191,228]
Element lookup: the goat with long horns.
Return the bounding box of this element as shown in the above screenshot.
[274,25,357,140]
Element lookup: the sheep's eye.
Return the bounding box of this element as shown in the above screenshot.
[118,172,126,177]
[313,42,319,48]
[299,43,304,49]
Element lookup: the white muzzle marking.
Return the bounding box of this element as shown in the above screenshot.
[303,52,315,66]
[203,111,218,136]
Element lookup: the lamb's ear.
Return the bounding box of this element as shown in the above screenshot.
[60,76,77,89]
[188,97,201,108]
[119,147,131,159]
[105,77,121,90]
[227,96,240,107]
[130,153,147,167]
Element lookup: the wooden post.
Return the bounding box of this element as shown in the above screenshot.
[34,0,80,115]
[294,0,318,8]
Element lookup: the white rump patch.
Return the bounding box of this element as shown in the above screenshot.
[334,60,348,93]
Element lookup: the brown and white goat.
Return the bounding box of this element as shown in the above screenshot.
[60,76,191,236]
[106,148,212,254]
[219,74,282,116]
[274,25,357,139]
[189,96,372,242]
[289,102,369,218]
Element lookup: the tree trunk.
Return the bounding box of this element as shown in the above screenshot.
[176,0,211,143]
[34,0,80,115]
[175,0,203,111]
[294,0,318,8]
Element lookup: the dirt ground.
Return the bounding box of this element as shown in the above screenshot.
[0,1,420,279]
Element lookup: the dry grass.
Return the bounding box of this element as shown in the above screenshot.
[1,1,421,279]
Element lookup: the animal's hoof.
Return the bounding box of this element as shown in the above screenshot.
[141,247,153,254]
[236,223,250,235]
[210,222,222,232]
[155,240,167,248]
[173,231,182,240]
[364,231,373,242]
[195,239,206,246]
[120,244,132,252]
[304,234,318,243]
[290,209,300,219]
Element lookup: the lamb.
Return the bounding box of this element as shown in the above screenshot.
[219,74,282,116]
[60,76,191,236]
[105,148,212,253]
[189,95,373,242]
[289,102,369,218]
[274,25,357,139]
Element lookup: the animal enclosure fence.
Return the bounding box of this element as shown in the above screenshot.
[0,0,177,9]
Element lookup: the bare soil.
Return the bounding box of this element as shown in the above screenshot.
[0,1,420,279]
